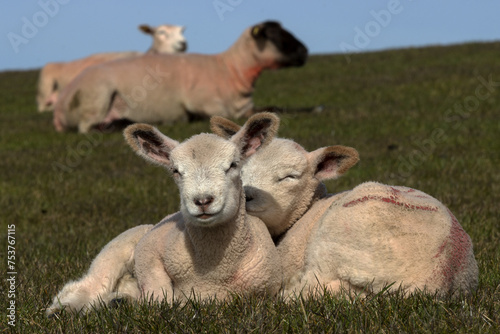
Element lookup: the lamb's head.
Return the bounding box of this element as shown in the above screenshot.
[139,24,187,54]
[245,21,308,68]
[124,112,279,227]
[211,116,359,237]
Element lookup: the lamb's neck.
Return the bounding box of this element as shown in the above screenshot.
[185,192,251,265]
[273,183,328,242]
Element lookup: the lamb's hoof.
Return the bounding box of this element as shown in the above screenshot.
[109,298,126,308]
[46,307,64,319]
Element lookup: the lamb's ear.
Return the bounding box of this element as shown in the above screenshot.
[231,112,280,158]
[139,25,154,35]
[308,145,359,181]
[124,123,179,166]
[210,116,241,139]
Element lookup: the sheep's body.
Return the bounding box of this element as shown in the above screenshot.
[124,115,282,302]
[53,21,307,133]
[46,224,153,315]
[37,24,186,113]
[134,206,279,301]
[238,137,478,297]
[278,183,478,296]
[38,52,139,113]
[203,113,481,299]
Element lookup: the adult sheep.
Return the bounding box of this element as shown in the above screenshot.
[211,117,479,298]
[46,112,281,315]
[37,24,187,113]
[52,21,308,133]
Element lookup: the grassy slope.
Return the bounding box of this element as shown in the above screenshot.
[0,42,499,333]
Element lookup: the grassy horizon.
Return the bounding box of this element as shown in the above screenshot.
[1,42,499,333]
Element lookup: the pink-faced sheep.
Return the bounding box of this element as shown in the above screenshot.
[52,21,307,133]
[211,116,478,298]
[37,24,187,113]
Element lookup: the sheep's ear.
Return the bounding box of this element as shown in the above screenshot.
[308,146,359,181]
[139,25,154,35]
[251,21,281,40]
[250,23,265,39]
[210,116,241,139]
[124,123,179,166]
[231,112,280,158]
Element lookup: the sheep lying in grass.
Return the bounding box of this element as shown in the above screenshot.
[46,113,281,315]
[37,24,187,113]
[125,113,281,303]
[53,21,307,133]
[211,117,479,298]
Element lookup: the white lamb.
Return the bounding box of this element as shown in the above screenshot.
[52,21,307,133]
[37,24,187,113]
[46,112,281,315]
[211,116,479,298]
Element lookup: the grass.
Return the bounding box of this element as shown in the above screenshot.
[1,42,499,333]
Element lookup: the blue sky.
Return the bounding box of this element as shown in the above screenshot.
[1,0,499,71]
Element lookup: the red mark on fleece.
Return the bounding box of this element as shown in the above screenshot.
[244,66,265,84]
[244,60,281,84]
[343,195,438,212]
[433,209,472,286]
[343,187,437,211]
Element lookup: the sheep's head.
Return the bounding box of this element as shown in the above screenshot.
[211,116,359,237]
[124,112,279,227]
[248,21,308,68]
[139,24,187,54]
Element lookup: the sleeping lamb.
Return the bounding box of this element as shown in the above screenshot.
[52,21,307,133]
[46,112,281,314]
[37,24,187,113]
[211,116,479,298]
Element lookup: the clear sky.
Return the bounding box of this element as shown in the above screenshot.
[1,0,499,71]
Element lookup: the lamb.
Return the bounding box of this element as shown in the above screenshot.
[125,113,281,303]
[46,112,281,315]
[211,117,479,298]
[52,21,308,133]
[37,24,187,113]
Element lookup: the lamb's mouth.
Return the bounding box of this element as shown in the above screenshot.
[197,213,215,220]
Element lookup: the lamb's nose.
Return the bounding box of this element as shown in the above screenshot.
[179,41,187,52]
[194,196,214,210]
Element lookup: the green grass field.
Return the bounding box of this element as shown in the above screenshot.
[1,42,499,333]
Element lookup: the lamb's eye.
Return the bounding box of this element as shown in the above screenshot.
[172,168,180,176]
[226,162,238,173]
[278,175,297,182]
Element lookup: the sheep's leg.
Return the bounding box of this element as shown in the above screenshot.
[136,253,174,303]
[78,119,94,134]
[46,225,152,316]
[102,93,128,125]
[92,93,132,132]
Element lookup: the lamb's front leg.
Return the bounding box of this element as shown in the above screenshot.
[283,269,359,299]
[46,225,152,316]
[135,251,174,303]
